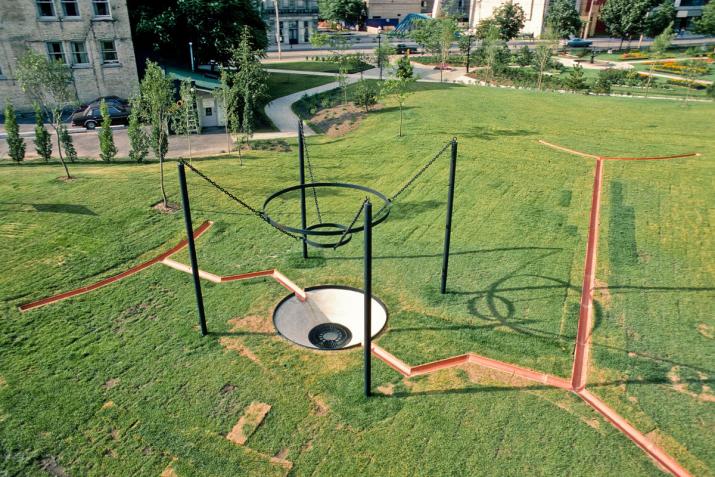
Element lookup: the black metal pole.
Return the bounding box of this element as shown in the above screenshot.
[440,138,458,294]
[378,34,382,81]
[363,199,373,398]
[177,162,208,336]
[298,121,308,259]
[466,36,472,74]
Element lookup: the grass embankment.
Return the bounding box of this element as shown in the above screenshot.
[265,61,373,74]
[1,86,713,476]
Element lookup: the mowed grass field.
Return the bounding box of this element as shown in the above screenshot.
[0,85,713,476]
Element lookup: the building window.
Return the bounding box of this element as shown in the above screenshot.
[92,0,111,17]
[36,0,56,17]
[61,0,80,17]
[70,42,89,65]
[99,40,119,64]
[46,42,66,63]
[205,107,213,117]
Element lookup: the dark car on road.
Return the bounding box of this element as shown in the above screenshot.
[73,95,129,113]
[567,37,593,48]
[71,104,130,129]
[395,43,419,55]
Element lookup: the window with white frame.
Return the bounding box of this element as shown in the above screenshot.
[92,0,111,17]
[36,0,56,17]
[70,42,89,65]
[100,40,118,64]
[46,42,66,63]
[61,0,80,17]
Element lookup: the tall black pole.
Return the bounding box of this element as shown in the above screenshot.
[440,138,458,294]
[378,33,383,81]
[363,199,373,398]
[466,36,472,74]
[298,121,308,259]
[178,162,208,336]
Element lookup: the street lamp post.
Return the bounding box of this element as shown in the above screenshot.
[378,27,383,81]
[188,42,195,71]
[465,34,473,74]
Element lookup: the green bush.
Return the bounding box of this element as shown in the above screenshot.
[4,103,25,163]
[354,80,379,113]
[98,100,117,162]
[59,126,77,162]
[514,46,534,67]
[127,99,149,163]
[33,104,52,162]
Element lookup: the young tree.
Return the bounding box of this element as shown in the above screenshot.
[474,18,500,40]
[565,64,588,92]
[311,33,353,104]
[481,24,508,83]
[600,0,655,50]
[138,60,174,207]
[4,103,25,163]
[383,64,416,137]
[411,18,457,82]
[354,79,378,112]
[373,42,396,79]
[515,45,534,67]
[98,99,118,162]
[317,0,366,26]
[127,96,149,163]
[693,1,715,37]
[644,0,676,38]
[33,104,52,162]
[533,27,559,90]
[233,26,268,154]
[546,0,582,39]
[492,1,527,41]
[16,50,76,178]
[644,23,674,97]
[171,80,199,161]
[59,126,77,163]
[213,68,238,154]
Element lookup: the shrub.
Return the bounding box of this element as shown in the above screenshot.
[565,64,589,92]
[59,126,77,162]
[33,103,52,162]
[666,78,707,90]
[621,51,649,60]
[515,45,534,67]
[4,103,25,163]
[98,100,117,162]
[128,99,149,163]
[592,72,612,94]
[354,80,378,113]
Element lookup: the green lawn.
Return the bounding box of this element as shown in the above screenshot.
[265,61,373,74]
[1,86,713,476]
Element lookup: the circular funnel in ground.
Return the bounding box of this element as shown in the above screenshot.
[273,285,388,350]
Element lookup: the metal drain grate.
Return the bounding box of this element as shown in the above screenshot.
[308,323,352,349]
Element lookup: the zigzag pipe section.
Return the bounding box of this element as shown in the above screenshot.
[18,221,214,312]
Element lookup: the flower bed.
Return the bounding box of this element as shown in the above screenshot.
[645,60,712,76]
[621,51,649,60]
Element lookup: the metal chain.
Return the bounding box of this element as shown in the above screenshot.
[390,140,453,202]
[300,122,323,224]
[333,198,368,249]
[180,160,302,241]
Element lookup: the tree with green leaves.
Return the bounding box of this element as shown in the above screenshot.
[354,79,378,112]
[16,50,76,178]
[644,0,676,38]
[98,100,118,162]
[693,1,715,36]
[411,18,457,82]
[127,96,149,163]
[4,103,25,163]
[565,64,588,92]
[374,42,396,79]
[213,69,238,154]
[33,104,52,163]
[311,33,353,104]
[645,23,674,97]
[492,1,527,41]
[533,27,559,90]
[317,0,366,26]
[474,18,500,40]
[481,24,508,84]
[600,0,656,50]
[138,60,174,207]
[383,62,416,137]
[515,45,534,67]
[233,26,268,156]
[171,80,200,161]
[129,0,266,66]
[546,0,582,39]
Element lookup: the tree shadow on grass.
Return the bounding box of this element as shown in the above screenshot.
[432,126,537,141]
[0,202,98,215]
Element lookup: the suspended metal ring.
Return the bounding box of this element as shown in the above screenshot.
[262,182,392,248]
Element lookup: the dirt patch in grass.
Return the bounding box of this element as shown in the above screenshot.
[0,376,5,388]
[226,402,272,445]
[594,279,612,309]
[103,378,119,389]
[160,459,178,477]
[152,202,181,214]
[310,103,382,138]
[311,395,330,416]
[101,401,115,410]
[697,322,713,339]
[270,448,293,470]
[220,383,237,394]
[377,383,395,396]
[667,366,715,402]
[227,316,274,334]
[219,337,263,365]
[39,456,67,477]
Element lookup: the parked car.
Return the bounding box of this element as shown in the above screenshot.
[73,95,129,113]
[395,43,419,55]
[71,104,130,129]
[567,38,593,48]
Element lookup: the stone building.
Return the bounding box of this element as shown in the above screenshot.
[262,0,319,47]
[463,0,550,35]
[0,0,139,111]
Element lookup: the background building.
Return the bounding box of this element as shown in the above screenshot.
[674,0,711,31]
[0,0,139,111]
[262,0,319,47]
[465,0,550,35]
